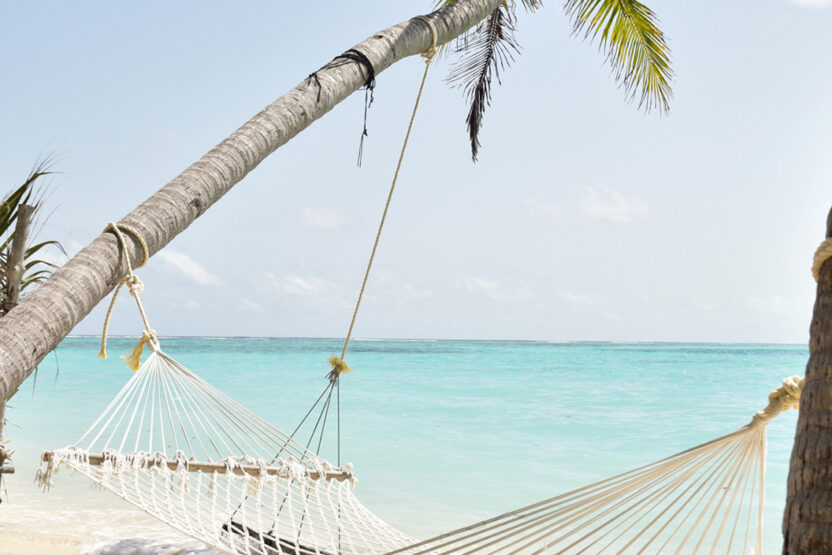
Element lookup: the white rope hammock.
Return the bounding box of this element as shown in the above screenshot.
[31,20,816,547]
[33,227,806,555]
[38,348,416,555]
[391,376,803,555]
[36,352,801,554]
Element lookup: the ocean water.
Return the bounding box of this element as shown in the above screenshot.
[0,337,807,553]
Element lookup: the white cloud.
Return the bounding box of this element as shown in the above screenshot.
[746,295,785,313]
[525,187,650,224]
[691,297,720,312]
[464,277,532,301]
[787,0,831,7]
[269,273,333,297]
[183,298,200,311]
[404,284,433,299]
[301,208,345,230]
[579,187,650,223]
[558,291,607,305]
[238,298,264,313]
[157,249,223,286]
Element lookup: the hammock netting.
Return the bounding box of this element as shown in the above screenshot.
[37,345,802,554]
[38,350,415,554]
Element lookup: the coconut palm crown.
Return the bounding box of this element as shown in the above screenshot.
[441,0,673,160]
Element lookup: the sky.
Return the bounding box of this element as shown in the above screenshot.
[1,0,830,343]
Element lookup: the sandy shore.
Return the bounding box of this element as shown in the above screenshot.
[0,463,216,554]
[0,530,81,555]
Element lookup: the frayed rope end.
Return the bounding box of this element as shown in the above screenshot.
[122,331,155,371]
[327,356,352,382]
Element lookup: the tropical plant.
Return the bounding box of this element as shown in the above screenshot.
[441,0,673,159]
[0,0,674,435]
[0,163,63,316]
[0,0,675,518]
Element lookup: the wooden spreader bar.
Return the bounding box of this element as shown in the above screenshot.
[41,451,353,482]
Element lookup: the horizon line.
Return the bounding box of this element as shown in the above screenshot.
[64,334,807,346]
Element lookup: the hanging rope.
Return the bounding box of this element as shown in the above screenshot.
[812,237,832,282]
[329,16,440,378]
[98,222,158,369]
[292,16,441,469]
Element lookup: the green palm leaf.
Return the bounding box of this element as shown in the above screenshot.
[448,4,522,161]
[435,0,671,160]
[0,159,63,315]
[564,0,672,113]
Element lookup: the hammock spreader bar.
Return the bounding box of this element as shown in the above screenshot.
[40,451,354,482]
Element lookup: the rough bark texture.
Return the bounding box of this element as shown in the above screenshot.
[0,0,503,401]
[783,206,832,553]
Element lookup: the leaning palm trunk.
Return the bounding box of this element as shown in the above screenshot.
[0,0,503,401]
[782,206,832,553]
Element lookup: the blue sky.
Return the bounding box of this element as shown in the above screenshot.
[2,0,830,342]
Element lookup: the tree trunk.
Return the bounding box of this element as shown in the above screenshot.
[0,203,32,474]
[782,206,832,553]
[0,0,502,401]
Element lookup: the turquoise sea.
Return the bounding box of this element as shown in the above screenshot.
[0,338,807,553]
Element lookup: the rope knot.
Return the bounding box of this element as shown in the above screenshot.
[752,375,804,427]
[327,356,352,383]
[125,275,144,296]
[98,222,158,367]
[412,15,439,61]
[812,238,832,282]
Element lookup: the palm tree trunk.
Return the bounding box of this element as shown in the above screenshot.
[782,206,832,553]
[0,0,503,401]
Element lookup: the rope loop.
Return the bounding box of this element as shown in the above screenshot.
[751,374,804,427]
[99,221,157,368]
[812,238,832,282]
[103,222,150,271]
[412,15,439,61]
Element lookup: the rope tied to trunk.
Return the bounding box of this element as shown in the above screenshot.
[412,16,439,61]
[333,15,441,377]
[98,222,158,369]
[751,374,803,426]
[812,238,832,282]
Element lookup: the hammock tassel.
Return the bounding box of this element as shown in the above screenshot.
[123,330,158,371]
[328,356,351,382]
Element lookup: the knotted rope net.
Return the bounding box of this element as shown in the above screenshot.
[33,17,809,554]
[391,376,804,555]
[38,350,416,554]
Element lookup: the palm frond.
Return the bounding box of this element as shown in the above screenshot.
[564,0,672,113]
[435,0,543,12]
[0,158,63,312]
[448,4,521,161]
[519,0,544,11]
[25,239,64,259]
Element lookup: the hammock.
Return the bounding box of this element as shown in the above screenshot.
[38,347,416,555]
[392,376,803,554]
[36,350,801,555]
[32,17,813,551]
